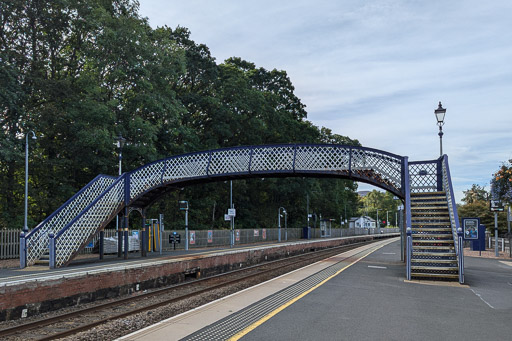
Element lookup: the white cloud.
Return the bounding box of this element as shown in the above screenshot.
[139,0,512,203]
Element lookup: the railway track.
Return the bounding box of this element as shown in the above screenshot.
[0,240,377,340]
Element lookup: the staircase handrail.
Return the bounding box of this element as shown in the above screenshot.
[441,154,463,283]
[51,175,126,268]
[22,174,116,267]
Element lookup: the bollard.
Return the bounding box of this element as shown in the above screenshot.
[49,233,56,269]
[457,227,464,284]
[20,232,26,269]
[406,227,412,281]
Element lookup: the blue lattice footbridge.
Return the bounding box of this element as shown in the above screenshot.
[19,144,463,283]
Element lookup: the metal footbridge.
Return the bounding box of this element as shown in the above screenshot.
[19,144,463,282]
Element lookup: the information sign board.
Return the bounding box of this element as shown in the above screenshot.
[228,208,236,217]
[490,200,504,212]
[462,218,480,240]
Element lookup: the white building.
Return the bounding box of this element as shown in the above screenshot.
[349,216,376,229]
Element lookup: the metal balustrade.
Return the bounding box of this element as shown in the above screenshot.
[20,144,460,272]
[21,175,116,267]
[441,155,463,283]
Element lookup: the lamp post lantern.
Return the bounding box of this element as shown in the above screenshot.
[434,101,446,157]
[24,131,37,233]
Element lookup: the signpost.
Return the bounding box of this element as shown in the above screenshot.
[169,232,181,250]
[490,200,503,257]
[227,208,236,247]
[179,200,189,251]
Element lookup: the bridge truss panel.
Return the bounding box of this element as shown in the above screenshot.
[294,145,350,173]
[54,177,125,267]
[350,148,403,193]
[25,175,116,266]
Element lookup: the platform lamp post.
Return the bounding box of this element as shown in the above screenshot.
[434,101,446,157]
[23,131,37,233]
[115,134,126,257]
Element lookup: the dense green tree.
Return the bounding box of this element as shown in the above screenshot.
[358,190,401,227]
[0,0,363,232]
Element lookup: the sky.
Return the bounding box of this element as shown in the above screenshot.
[138,0,512,203]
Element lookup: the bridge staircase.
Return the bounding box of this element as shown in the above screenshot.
[406,155,463,283]
[20,174,120,268]
[410,192,458,280]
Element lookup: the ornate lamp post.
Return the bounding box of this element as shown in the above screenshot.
[115,134,126,257]
[434,102,446,157]
[24,131,37,233]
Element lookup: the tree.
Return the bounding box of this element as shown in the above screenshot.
[358,190,399,227]
[491,160,512,204]
[462,184,489,204]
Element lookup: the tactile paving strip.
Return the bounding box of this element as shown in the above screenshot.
[182,246,376,341]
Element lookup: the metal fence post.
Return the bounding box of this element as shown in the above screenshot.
[457,228,464,283]
[49,233,56,269]
[406,227,412,280]
[20,232,26,268]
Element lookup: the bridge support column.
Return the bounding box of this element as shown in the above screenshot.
[117,214,123,258]
[406,227,412,281]
[124,208,129,260]
[141,209,146,257]
[99,230,104,260]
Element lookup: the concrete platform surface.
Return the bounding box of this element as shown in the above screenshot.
[119,238,512,341]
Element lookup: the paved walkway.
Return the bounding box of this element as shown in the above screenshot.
[120,238,512,341]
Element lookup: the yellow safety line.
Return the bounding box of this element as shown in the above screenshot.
[228,241,391,341]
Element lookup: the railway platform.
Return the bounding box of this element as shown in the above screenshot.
[0,234,397,321]
[120,238,512,341]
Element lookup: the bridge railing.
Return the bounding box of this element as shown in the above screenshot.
[441,155,463,283]
[50,176,125,268]
[32,144,408,268]
[21,175,116,268]
[128,144,405,202]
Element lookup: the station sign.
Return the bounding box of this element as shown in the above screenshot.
[169,232,181,244]
[490,200,504,212]
[179,200,189,210]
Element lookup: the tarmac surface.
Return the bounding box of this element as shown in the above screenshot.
[120,238,512,341]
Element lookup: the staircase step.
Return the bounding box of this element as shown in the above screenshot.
[411,202,447,207]
[413,239,454,244]
[412,251,455,257]
[411,191,446,196]
[411,259,457,264]
[412,265,458,271]
[34,259,50,265]
[414,245,455,251]
[411,206,448,210]
[412,233,453,238]
[411,196,447,201]
[412,222,451,226]
[410,273,459,280]
[412,227,452,232]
